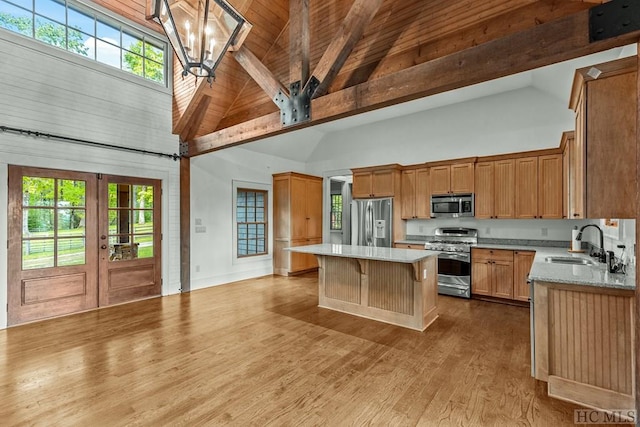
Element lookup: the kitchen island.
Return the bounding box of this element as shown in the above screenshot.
[287,244,440,331]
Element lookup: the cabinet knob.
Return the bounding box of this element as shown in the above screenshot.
[573,213,579,217]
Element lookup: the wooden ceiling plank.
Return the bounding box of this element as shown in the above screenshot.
[306,0,384,98]
[231,45,289,103]
[289,0,310,85]
[190,8,640,156]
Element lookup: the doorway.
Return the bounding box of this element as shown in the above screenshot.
[7,166,161,326]
[328,175,352,245]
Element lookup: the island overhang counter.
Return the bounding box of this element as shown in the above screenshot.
[287,244,440,331]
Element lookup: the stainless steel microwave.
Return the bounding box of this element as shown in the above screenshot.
[430,193,474,218]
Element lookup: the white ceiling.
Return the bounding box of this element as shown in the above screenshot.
[240,45,636,163]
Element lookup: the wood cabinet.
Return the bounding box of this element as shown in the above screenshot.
[561,132,573,219]
[352,165,401,198]
[273,172,323,276]
[471,248,514,299]
[429,162,474,195]
[513,251,535,302]
[514,155,562,219]
[401,168,430,219]
[534,281,635,414]
[394,242,425,250]
[474,160,514,219]
[569,57,637,219]
[472,248,534,302]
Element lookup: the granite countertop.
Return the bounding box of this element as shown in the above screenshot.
[396,239,635,290]
[286,244,439,264]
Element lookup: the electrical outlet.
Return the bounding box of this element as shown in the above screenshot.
[541,227,548,237]
[485,227,491,235]
[195,265,200,272]
[195,225,207,233]
[195,218,202,226]
[419,226,425,233]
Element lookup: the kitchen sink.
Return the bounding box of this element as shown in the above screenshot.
[544,256,594,266]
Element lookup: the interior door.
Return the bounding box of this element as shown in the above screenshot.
[98,175,161,306]
[7,166,98,325]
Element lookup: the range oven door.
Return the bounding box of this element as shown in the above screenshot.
[437,252,471,298]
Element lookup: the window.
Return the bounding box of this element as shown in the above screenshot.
[236,188,267,257]
[107,183,154,261]
[0,0,167,85]
[330,194,342,230]
[21,175,87,269]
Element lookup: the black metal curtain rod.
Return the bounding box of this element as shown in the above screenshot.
[0,125,180,161]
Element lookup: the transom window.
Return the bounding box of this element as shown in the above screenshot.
[0,0,167,85]
[236,189,267,257]
[330,194,342,230]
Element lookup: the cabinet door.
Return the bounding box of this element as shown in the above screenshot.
[306,179,323,239]
[401,170,416,219]
[415,168,431,218]
[538,154,563,219]
[290,239,310,272]
[471,260,491,296]
[304,238,322,269]
[515,157,538,219]
[474,162,494,219]
[290,177,307,239]
[491,260,514,299]
[585,72,636,219]
[430,166,450,195]
[451,163,474,193]
[371,169,394,197]
[513,251,535,302]
[572,92,585,219]
[352,172,372,198]
[494,159,515,218]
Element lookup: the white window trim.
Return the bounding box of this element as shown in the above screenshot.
[232,180,272,264]
[0,0,172,94]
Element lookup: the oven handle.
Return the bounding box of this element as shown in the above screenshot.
[438,252,470,262]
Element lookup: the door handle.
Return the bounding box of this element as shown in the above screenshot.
[101,244,107,250]
[100,235,107,240]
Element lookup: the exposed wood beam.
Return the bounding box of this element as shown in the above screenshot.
[173,80,214,136]
[180,95,212,142]
[190,9,640,156]
[635,39,640,427]
[289,0,310,85]
[306,0,384,98]
[231,45,289,103]
[180,155,190,292]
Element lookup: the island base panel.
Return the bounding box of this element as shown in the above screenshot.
[317,255,437,331]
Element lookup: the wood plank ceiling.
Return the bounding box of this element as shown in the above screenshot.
[166,0,612,156]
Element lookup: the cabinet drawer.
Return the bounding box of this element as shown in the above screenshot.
[472,248,513,262]
[395,243,424,250]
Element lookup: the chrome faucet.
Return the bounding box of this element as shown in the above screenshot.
[576,224,606,263]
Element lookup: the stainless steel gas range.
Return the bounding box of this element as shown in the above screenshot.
[424,227,478,298]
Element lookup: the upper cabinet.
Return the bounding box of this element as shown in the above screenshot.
[352,165,401,199]
[514,155,563,219]
[401,167,430,219]
[430,162,474,196]
[475,159,515,219]
[569,57,637,219]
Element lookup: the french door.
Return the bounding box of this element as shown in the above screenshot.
[7,166,161,326]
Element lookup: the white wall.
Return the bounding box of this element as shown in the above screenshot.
[0,28,180,329]
[305,86,573,174]
[189,148,304,290]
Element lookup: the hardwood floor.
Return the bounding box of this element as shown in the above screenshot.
[0,273,622,426]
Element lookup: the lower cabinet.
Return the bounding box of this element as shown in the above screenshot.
[394,243,425,250]
[290,238,322,273]
[472,248,534,302]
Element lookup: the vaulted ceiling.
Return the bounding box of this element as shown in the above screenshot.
[117,0,640,157]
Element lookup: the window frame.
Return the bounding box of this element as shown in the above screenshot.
[232,180,271,264]
[0,0,170,89]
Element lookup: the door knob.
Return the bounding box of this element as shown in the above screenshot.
[100,235,107,240]
[101,244,107,250]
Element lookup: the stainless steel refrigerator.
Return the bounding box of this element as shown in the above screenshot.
[351,198,393,247]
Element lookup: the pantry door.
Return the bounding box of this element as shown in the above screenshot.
[7,166,99,325]
[98,175,162,306]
